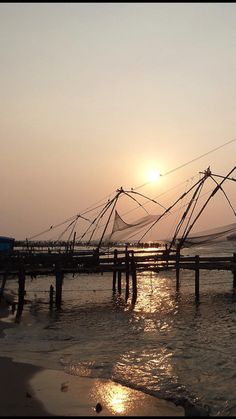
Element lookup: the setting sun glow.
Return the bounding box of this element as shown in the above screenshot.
[146,168,161,183]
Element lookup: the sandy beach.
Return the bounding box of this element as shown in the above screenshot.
[0,356,184,416]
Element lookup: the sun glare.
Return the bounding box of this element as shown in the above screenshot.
[146,168,161,183]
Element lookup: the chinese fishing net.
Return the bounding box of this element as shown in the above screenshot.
[175,222,236,247]
[105,210,161,243]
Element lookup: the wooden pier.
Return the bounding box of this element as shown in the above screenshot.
[0,247,236,322]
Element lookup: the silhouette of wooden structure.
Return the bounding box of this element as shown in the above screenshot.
[0,165,235,322]
[0,246,236,322]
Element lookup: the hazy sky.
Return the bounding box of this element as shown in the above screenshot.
[1,3,236,240]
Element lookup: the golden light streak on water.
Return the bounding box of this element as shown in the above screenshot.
[92,380,146,414]
[132,273,177,317]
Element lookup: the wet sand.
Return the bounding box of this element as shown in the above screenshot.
[0,356,184,416]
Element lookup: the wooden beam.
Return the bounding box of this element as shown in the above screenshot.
[195,255,200,302]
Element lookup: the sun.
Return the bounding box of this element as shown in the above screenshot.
[146,168,161,183]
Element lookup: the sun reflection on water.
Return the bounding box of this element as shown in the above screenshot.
[108,272,180,393]
[92,379,146,414]
[132,272,178,317]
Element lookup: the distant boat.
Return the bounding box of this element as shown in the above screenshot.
[0,236,15,252]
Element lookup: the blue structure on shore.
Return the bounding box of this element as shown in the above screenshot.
[0,236,15,252]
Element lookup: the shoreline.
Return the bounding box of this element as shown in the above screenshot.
[0,307,209,417]
[0,355,184,416]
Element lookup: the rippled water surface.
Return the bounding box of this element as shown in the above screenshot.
[1,242,236,416]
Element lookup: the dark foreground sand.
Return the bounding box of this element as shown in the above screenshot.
[0,357,51,416]
[0,356,184,416]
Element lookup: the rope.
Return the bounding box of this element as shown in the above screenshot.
[210,175,236,216]
[161,138,236,176]
[179,166,236,247]
[138,176,206,243]
[122,190,149,215]
[172,176,206,250]
[23,279,234,296]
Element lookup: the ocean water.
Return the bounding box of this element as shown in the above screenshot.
[0,242,236,416]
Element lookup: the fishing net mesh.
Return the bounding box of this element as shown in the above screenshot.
[106,210,161,242]
[178,222,236,247]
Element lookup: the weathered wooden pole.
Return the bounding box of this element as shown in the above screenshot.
[233,271,236,290]
[55,264,63,310]
[125,247,130,301]
[72,231,76,254]
[131,251,137,305]
[176,249,180,291]
[93,247,99,265]
[49,285,54,310]
[15,264,26,323]
[0,268,8,303]
[164,244,169,268]
[118,270,122,294]
[113,249,118,292]
[195,255,200,302]
[233,253,236,289]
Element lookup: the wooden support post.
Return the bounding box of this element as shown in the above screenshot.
[233,253,236,289]
[164,244,169,268]
[49,285,54,310]
[15,264,26,323]
[113,249,118,292]
[72,231,76,254]
[233,271,236,290]
[55,265,63,310]
[195,255,200,302]
[118,270,122,294]
[0,269,8,303]
[131,251,137,305]
[125,247,130,301]
[176,249,180,291]
[93,247,99,265]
